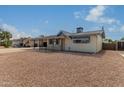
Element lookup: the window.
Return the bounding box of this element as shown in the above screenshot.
[81,40,89,43]
[73,38,90,44]
[49,39,53,44]
[73,40,81,43]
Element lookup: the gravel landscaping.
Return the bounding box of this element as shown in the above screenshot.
[0,49,124,87]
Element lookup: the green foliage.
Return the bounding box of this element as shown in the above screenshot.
[104,38,116,44]
[121,37,124,40]
[104,38,112,42]
[0,28,12,48]
[3,40,12,48]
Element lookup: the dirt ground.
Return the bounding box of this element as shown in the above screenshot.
[0,48,32,54]
[0,49,124,87]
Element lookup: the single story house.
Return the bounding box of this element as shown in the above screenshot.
[39,27,105,53]
[12,27,105,53]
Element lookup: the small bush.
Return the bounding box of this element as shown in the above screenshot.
[3,40,12,48]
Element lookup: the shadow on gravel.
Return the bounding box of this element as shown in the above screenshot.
[34,49,106,58]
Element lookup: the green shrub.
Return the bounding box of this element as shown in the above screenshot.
[3,40,12,48]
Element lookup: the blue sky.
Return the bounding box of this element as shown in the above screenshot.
[0,5,124,40]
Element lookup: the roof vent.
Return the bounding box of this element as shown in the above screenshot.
[76,27,83,33]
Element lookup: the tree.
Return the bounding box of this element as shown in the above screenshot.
[0,31,2,46]
[104,38,113,42]
[2,31,12,48]
[0,28,12,48]
[121,37,124,40]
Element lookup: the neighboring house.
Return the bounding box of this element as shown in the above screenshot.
[12,37,32,47]
[12,27,105,53]
[12,39,20,47]
[12,37,41,47]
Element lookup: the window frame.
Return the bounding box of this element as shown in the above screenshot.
[73,37,90,44]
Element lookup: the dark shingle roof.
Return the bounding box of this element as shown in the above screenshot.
[40,29,105,39]
[69,30,105,39]
[71,30,104,36]
[57,30,71,36]
[57,30,105,38]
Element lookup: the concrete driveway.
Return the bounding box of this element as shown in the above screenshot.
[118,51,124,57]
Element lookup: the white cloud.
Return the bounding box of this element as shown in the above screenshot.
[85,5,119,25]
[106,24,124,33]
[73,11,82,19]
[31,29,40,33]
[84,6,124,34]
[0,23,31,39]
[73,6,124,35]
[108,27,115,32]
[99,17,120,25]
[31,29,41,37]
[86,5,106,21]
[73,10,87,19]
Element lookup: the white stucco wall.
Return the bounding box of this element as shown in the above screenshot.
[96,35,103,52]
[64,35,99,53]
